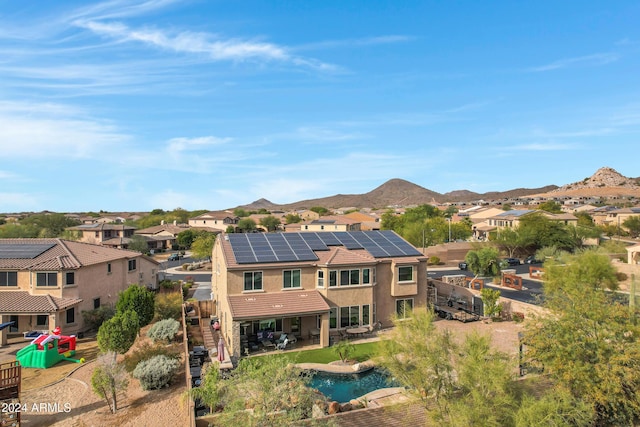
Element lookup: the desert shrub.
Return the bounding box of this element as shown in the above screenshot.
[155,292,183,320]
[615,271,628,281]
[133,355,180,390]
[512,312,525,323]
[82,305,115,331]
[123,341,181,373]
[148,318,180,343]
[428,256,441,265]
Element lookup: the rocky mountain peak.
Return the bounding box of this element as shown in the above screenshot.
[553,167,638,192]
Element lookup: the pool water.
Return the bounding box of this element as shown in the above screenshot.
[309,369,400,403]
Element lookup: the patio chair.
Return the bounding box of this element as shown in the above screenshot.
[276,337,290,350]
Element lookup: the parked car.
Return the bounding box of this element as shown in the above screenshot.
[458,261,468,270]
[168,253,181,261]
[502,257,520,266]
[524,255,541,264]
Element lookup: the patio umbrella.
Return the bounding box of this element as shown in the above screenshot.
[217,338,225,362]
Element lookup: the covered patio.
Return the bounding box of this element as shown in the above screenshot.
[226,290,331,358]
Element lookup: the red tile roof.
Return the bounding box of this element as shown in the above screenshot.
[0,291,82,314]
[227,290,330,320]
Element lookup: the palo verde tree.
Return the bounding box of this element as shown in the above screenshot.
[115,284,155,328]
[190,232,216,260]
[378,309,521,425]
[623,215,640,238]
[524,249,640,425]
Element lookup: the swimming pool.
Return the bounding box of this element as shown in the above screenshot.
[309,369,400,403]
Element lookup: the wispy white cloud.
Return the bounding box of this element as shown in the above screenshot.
[284,126,366,143]
[167,136,233,153]
[74,19,339,71]
[0,100,128,158]
[0,193,40,211]
[528,53,619,72]
[506,142,580,151]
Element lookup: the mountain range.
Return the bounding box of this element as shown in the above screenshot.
[240,167,640,211]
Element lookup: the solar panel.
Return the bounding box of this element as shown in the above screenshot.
[315,232,341,246]
[332,232,364,249]
[0,243,56,259]
[228,233,318,264]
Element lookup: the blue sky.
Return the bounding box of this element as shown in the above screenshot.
[1,0,639,213]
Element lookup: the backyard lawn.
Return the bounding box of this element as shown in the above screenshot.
[259,341,381,364]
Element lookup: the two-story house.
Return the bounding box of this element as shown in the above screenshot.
[66,223,137,249]
[300,216,362,232]
[211,230,427,358]
[189,211,240,232]
[0,239,159,345]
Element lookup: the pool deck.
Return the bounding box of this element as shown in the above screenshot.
[295,359,376,374]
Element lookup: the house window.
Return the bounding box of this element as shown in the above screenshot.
[9,315,18,333]
[283,269,301,289]
[66,308,75,324]
[329,308,338,329]
[36,315,48,327]
[362,304,370,326]
[362,268,370,285]
[372,267,376,284]
[349,269,359,285]
[396,298,414,319]
[107,263,112,274]
[128,259,137,271]
[93,298,101,309]
[65,272,75,286]
[340,306,360,328]
[339,270,349,286]
[317,270,324,288]
[0,271,17,287]
[329,270,337,287]
[36,272,57,287]
[398,266,414,282]
[243,271,263,291]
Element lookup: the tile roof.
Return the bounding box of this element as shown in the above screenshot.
[227,290,330,320]
[316,247,375,266]
[0,291,82,314]
[0,238,157,270]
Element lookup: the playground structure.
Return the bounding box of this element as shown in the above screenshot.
[15,327,84,369]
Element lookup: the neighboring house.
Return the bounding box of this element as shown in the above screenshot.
[599,207,640,231]
[134,222,190,251]
[343,211,381,230]
[66,223,136,249]
[301,216,361,232]
[0,239,159,345]
[189,211,239,232]
[473,209,578,240]
[627,243,640,265]
[211,230,427,358]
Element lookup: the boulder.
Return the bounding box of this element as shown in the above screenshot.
[339,402,353,412]
[327,401,340,415]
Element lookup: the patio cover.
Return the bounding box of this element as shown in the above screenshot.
[0,291,82,314]
[227,290,330,321]
[0,321,15,331]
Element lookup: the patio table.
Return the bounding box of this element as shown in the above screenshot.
[345,327,368,338]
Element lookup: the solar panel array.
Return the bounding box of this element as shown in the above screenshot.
[228,230,422,264]
[0,243,56,259]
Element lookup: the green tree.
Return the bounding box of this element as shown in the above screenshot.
[536,200,563,213]
[225,225,235,233]
[176,229,197,249]
[464,246,501,279]
[91,351,129,413]
[524,250,640,425]
[21,213,81,237]
[233,208,250,217]
[284,213,301,224]
[480,288,502,318]
[237,218,257,233]
[623,215,640,238]
[97,310,140,355]
[493,227,532,258]
[310,206,329,216]
[259,215,281,232]
[515,386,594,427]
[517,212,578,252]
[128,234,149,254]
[191,233,215,260]
[116,285,155,327]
